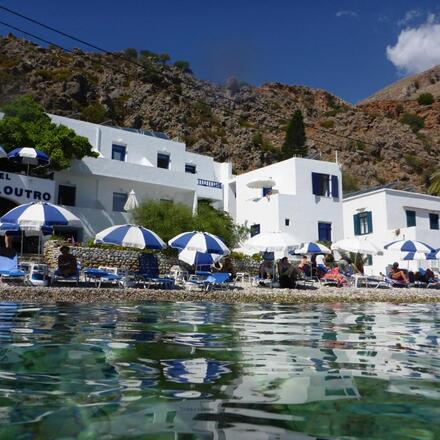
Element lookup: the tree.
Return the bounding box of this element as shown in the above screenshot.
[131,200,248,249]
[0,95,98,170]
[173,60,192,74]
[131,200,195,245]
[281,110,307,158]
[417,92,434,105]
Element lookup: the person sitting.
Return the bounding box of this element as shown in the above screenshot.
[315,253,329,277]
[389,262,409,285]
[259,260,274,280]
[220,257,236,280]
[297,255,312,277]
[277,257,298,289]
[56,245,78,278]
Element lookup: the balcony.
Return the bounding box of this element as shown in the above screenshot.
[197,178,222,189]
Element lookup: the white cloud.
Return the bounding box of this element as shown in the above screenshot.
[336,10,358,19]
[387,14,440,74]
[397,9,422,27]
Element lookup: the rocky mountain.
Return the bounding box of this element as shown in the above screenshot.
[1,34,439,193]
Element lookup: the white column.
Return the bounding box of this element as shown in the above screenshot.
[95,128,101,153]
[192,192,198,215]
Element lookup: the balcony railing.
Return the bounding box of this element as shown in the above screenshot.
[197,178,222,189]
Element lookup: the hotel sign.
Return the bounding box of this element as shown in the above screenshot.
[0,172,55,204]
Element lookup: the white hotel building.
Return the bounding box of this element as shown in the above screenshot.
[0,113,344,244]
[343,187,440,275]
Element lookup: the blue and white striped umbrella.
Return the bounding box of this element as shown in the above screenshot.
[402,252,436,261]
[295,241,331,255]
[95,224,166,250]
[427,249,440,259]
[1,202,81,231]
[384,239,434,253]
[178,249,222,266]
[169,231,229,255]
[7,147,50,166]
[0,222,52,236]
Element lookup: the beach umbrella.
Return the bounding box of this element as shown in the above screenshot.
[95,224,166,250]
[178,249,222,267]
[0,146,7,159]
[295,241,331,255]
[169,231,229,255]
[384,239,434,253]
[243,231,299,256]
[246,178,276,189]
[7,147,50,165]
[427,249,440,259]
[331,237,382,255]
[1,202,82,231]
[402,252,436,261]
[123,190,139,211]
[7,147,50,175]
[0,222,52,236]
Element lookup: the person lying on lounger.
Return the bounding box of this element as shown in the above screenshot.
[57,246,78,277]
[389,262,409,285]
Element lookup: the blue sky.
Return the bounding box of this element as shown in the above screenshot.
[1,0,440,103]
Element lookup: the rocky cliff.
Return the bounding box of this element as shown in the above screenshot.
[1,34,439,192]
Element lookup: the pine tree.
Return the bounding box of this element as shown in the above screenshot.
[282,110,307,158]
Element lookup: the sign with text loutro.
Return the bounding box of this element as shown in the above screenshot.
[0,172,55,205]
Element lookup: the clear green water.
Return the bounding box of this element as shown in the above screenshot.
[0,301,439,440]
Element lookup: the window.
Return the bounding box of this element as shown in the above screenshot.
[157,153,170,169]
[353,211,373,235]
[185,163,196,174]
[250,224,260,237]
[406,210,416,227]
[262,187,272,197]
[430,213,439,230]
[285,218,290,226]
[112,192,128,212]
[312,173,339,198]
[318,222,332,241]
[58,185,76,206]
[112,144,126,161]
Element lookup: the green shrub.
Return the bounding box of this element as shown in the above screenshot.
[123,48,138,59]
[400,112,424,132]
[80,103,107,123]
[320,119,334,129]
[342,172,360,193]
[131,200,248,249]
[174,60,192,74]
[417,93,434,105]
[404,154,424,173]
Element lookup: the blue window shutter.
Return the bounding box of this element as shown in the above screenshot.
[312,173,320,195]
[366,211,373,233]
[353,214,361,236]
[331,175,339,198]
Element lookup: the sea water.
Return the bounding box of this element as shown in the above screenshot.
[0,301,439,439]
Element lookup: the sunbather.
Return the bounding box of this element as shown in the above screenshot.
[297,255,312,277]
[219,257,236,280]
[389,262,409,285]
[56,246,78,277]
[259,260,274,280]
[322,267,347,287]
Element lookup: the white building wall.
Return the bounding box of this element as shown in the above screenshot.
[234,157,343,243]
[343,189,440,275]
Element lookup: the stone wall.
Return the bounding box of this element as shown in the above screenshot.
[43,240,260,275]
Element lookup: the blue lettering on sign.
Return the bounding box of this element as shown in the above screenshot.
[0,173,11,181]
[0,185,52,202]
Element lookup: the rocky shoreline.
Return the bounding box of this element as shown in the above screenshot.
[1,284,440,304]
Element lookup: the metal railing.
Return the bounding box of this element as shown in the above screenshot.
[197,179,222,189]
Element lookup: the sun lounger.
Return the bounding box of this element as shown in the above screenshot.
[83,268,123,288]
[0,255,26,283]
[52,262,81,286]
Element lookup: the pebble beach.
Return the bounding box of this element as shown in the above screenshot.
[1,284,440,304]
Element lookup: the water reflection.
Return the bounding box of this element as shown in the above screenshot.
[0,301,438,439]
